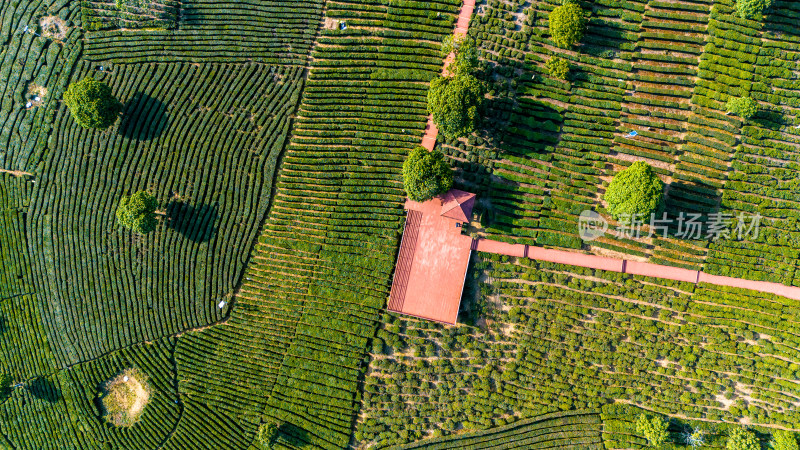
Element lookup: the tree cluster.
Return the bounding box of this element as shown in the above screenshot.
[116,191,158,234]
[736,0,772,19]
[428,36,485,139]
[635,413,669,447]
[726,427,759,450]
[726,96,758,120]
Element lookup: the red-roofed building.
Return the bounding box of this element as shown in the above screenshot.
[388,189,476,325]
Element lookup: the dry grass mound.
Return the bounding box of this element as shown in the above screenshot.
[99,368,151,427]
[39,16,68,41]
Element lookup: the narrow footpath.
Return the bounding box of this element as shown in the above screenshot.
[474,239,800,302]
[421,0,476,151]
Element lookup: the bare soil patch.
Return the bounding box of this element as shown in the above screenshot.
[99,368,151,427]
[40,16,68,41]
[323,17,339,30]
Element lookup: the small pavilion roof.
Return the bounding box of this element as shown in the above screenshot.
[440,189,476,223]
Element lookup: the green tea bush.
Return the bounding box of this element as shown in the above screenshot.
[546,57,570,80]
[0,374,11,401]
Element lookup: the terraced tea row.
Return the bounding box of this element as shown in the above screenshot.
[83,0,324,64]
[388,409,604,449]
[27,61,305,366]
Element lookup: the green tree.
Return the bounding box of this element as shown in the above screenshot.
[727,427,759,450]
[549,1,589,47]
[116,191,158,234]
[442,35,479,75]
[256,422,279,449]
[636,413,669,447]
[402,147,453,202]
[773,430,799,450]
[604,161,664,221]
[727,96,758,120]
[736,0,772,19]
[63,77,122,129]
[428,73,484,139]
[546,57,570,80]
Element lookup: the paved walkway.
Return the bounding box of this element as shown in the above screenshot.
[421,0,476,151]
[475,239,800,301]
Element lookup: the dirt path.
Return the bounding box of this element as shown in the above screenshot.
[0,169,34,177]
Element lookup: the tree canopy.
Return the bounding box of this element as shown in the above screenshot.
[428,74,484,139]
[736,0,772,19]
[116,191,158,234]
[402,147,453,202]
[549,1,588,47]
[441,35,479,75]
[635,414,669,447]
[428,35,484,139]
[773,430,800,450]
[604,161,664,221]
[727,427,760,450]
[63,77,122,129]
[256,422,279,449]
[726,96,758,120]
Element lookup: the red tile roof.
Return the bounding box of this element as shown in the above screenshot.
[388,190,477,324]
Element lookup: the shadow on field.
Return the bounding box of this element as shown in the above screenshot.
[26,377,61,403]
[751,108,785,131]
[166,201,219,243]
[119,92,169,141]
[279,423,310,448]
[0,315,6,334]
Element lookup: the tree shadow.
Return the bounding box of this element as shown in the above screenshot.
[166,201,218,243]
[118,92,169,141]
[278,423,310,448]
[750,108,785,131]
[26,377,61,403]
[763,1,799,38]
[0,315,6,334]
[664,180,720,219]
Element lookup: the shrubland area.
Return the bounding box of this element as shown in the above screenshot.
[2,0,800,449]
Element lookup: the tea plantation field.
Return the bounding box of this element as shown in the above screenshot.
[4,0,800,449]
[359,254,800,447]
[442,0,800,284]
